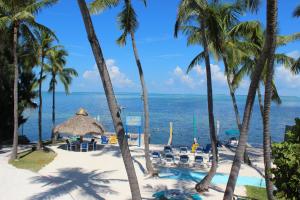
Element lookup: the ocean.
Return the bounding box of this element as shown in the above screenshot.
[22,92,300,147]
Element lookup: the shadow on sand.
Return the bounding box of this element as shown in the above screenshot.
[28,168,128,200]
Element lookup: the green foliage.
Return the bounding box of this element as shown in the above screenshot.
[245,185,267,200]
[9,149,56,172]
[272,118,300,200]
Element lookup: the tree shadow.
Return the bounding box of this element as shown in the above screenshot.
[28,167,127,200]
[91,145,121,157]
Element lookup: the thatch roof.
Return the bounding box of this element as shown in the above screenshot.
[54,108,105,136]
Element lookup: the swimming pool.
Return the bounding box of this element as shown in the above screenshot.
[159,168,266,188]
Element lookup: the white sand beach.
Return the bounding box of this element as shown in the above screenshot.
[0,144,265,200]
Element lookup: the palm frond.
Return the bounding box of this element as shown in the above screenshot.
[186,51,205,74]
[276,33,300,46]
[291,57,300,74]
[271,80,281,105]
[293,5,300,18]
[89,0,120,14]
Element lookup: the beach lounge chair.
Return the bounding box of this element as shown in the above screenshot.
[151,151,161,164]
[179,154,189,166]
[195,147,203,155]
[164,146,173,155]
[109,135,118,144]
[227,137,238,148]
[164,153,175,165]
[101,136,109,144]
[179,146,188,154]
[194,155,204,167]
[80,143,89,152]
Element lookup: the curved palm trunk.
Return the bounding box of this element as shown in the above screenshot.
[11,23,19,160]
[77,1,141,199]
[130,31,154,176]
[223,0,277,199]
[51,75,56,144]
[37,55,44,150]
[195,17,218,193]
[223,57,251,166]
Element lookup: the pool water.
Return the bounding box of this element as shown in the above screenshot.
[159,168,266,188]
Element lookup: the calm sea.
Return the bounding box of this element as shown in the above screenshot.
[22,92,300,147]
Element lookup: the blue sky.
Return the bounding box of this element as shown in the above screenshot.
[37,0,300,96]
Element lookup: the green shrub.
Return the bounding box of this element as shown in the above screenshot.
[272,118,300,199]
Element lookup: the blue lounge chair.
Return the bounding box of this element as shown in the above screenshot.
[179,147,188,154]
[152,151,161,159]
[194,155,204,167]
[101,136,109,144]
[164,146,173,154]
[80,143,89,152]
[165,153,175,165]
[179,155,189,165]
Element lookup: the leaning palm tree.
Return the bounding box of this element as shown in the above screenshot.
[224,0,278,199]
[76,0,141,199]
[34,30,57,150]
[175,0,218,192]
[45,47,78,143]
[0,0,58,160]
[90,0,154,175]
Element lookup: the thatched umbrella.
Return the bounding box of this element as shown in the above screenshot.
[54,108,105,136]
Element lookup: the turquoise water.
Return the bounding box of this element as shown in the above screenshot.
[159,168,266,187]
[22,92,300,146]
[153,190,202,200]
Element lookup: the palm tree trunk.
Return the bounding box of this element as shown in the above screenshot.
[11,23,19,160]
[257,84,264,118]
[223,0,277,199]
[223,57,251,166]
[51,75,56,144]
[77,0,141,199]
[195,17,218,193]
[263,58,276,200]
[37,55,44,150]
[130,31,154,176]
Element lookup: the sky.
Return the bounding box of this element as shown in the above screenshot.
[37,0,300,96]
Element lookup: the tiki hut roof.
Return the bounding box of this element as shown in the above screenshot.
[54,108,105,136]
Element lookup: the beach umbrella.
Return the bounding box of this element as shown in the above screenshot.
[53,108,105,136]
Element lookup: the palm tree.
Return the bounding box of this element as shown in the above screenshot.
[175,0,218,192]
[224,0,278,199]
[90,0,154,175]
[34,30,57,150]
[45,47,78,143]
[76,0,141,199]
[0,0,58,160]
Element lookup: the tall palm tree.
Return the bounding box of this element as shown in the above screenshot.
[76,0,141,199]
[90,0,154,175]
[45,47,78,143]
[34,30,57,150]
[224,0,278,199]
[0,0,58,160]
[175,0,218,192]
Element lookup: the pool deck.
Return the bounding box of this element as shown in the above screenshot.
[0,144,265,199]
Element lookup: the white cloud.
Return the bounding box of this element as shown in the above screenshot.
[83,59,134,88]
[275,65,300,89]
[166,64,227,91]
[287,50,300,59]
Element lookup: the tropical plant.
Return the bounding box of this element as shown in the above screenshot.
[272,118,300,199]
[0,0,58,159]
[45,47,78,143]
[175,0,218,192]
[224,0,278,199]
[90,0,154,176]
[77,0,141,199]
[33,30,57,150]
